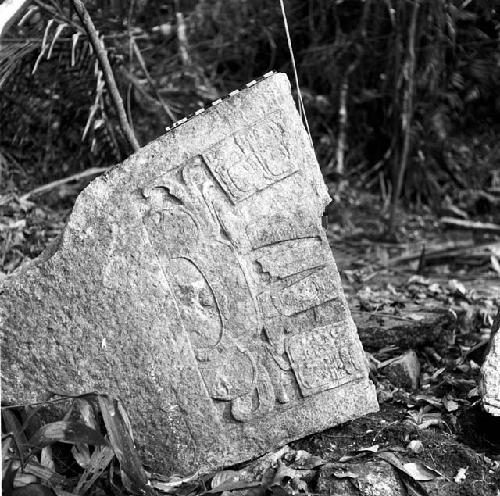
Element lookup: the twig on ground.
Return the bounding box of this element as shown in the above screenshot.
[388,241,500,266]
[440,217,500,235]
[19,167,110,201]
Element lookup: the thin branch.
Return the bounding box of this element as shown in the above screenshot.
[440,217,500,235]
[126,0,136,136]
[132,38,176,122]
[334,0,371,185]
[336,74,348,178]
[70,0,140,152]
[388,0,420,235]
[19,167,110,201]
[176,10,191,67]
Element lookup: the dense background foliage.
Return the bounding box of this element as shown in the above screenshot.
[1,0,499,211]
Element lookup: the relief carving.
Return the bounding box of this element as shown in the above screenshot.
[140,137,364,423]
[286,323,363,396]
[254,237,326,280]
[141,159,280,422]
[203,115,298,203]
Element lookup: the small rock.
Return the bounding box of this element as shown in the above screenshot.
[317,460,406,496]
[382,350,421,390]
[407,440,424,453]
[377,388,394,404]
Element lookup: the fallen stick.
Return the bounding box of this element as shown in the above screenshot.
[440,217,500,234]
[19,166,110,201]
[388,241,500,266]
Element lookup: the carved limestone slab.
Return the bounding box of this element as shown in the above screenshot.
[480,319,500,416]
[1,73,378,475]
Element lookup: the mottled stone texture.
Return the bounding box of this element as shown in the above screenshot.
[481,327,500,416]
[382,351,420,391]
[1,73,378,475]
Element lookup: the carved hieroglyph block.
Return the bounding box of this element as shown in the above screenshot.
[1,73,378,475]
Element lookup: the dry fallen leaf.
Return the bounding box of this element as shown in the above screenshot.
[378,451,441,482]
[408,313,426,321]
[332,467,359,479]
[74,445,115,495]
[467,386,479,398]
[428,283,441,293]
[448,279,467,296]
[442,397,460,412]
[271,460,315,486]
[408,275,431,285]
[491,255,500,275]
[291,449,326,469]
[358,444,380,453]
[454,466,468,484]
[402,462,442,481]
[40,446,55,472]
[211,470,241,489]
[150,471,200,494]
[29,420,106,448]
[71,444,91,469]
[408,411,444,429]
[208,479,261,493]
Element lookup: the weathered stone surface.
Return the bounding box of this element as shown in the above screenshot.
[480,318,500,416]
[382,350,421,390]
[1,73,378,475]
[317,461,406,496]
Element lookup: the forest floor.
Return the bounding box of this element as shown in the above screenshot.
[1,180,500,496]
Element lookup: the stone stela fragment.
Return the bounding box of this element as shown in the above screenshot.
[1,73,378,475]
[480,321,500,416]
